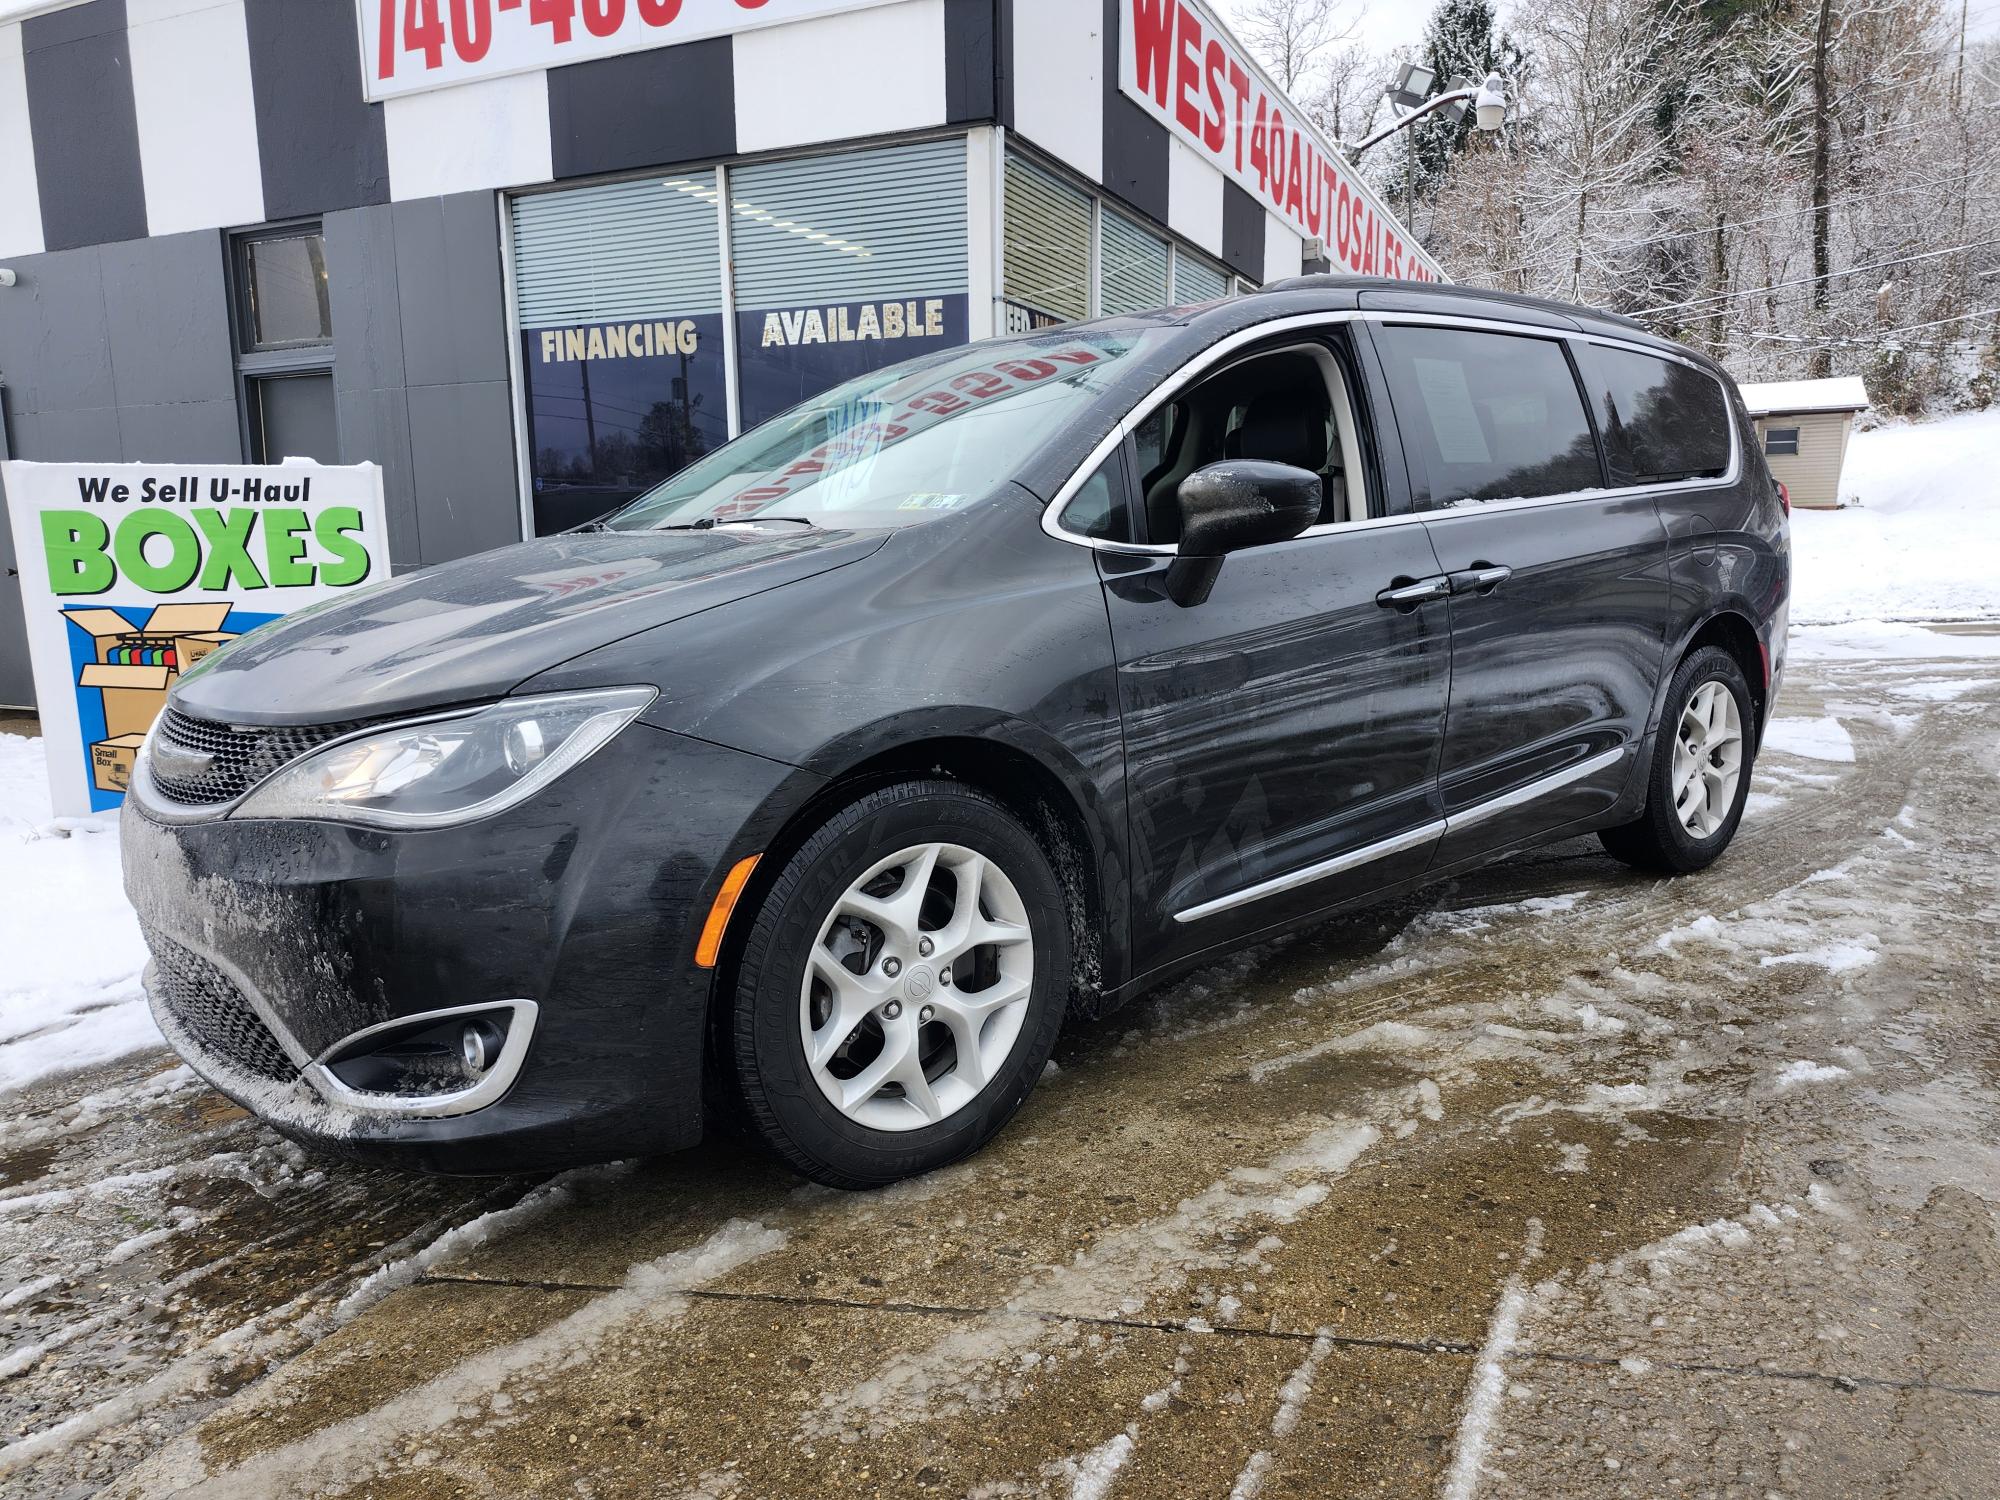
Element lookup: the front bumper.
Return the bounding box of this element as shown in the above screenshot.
[122,721,811,1172]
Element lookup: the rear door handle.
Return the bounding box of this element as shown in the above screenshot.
[1375,575,1451,609]
[1448,564,1512,595]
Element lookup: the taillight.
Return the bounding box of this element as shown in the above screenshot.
[1776,480,1791,516]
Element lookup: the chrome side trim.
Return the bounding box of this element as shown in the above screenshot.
[304,1000,540,1120]
[1172,819,1446,924]
[1170,744,1632,924]
[1442,746,1628,835]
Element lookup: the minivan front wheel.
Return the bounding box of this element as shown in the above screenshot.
[731,781,1069,1187]
[1601,645,1755,874]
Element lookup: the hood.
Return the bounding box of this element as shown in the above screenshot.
[168,526,888,725]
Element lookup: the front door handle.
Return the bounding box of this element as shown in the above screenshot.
[1376,575,1451,609]
[1448,564,1512,595]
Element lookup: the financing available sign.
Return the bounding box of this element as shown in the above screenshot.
[1118,0,1445,282]
[1,461,390,818]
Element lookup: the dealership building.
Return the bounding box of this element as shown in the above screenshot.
[0,0,1437,707]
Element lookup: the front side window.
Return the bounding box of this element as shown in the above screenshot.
[1577,344,1733,485]
[1765,426,1800,457]
[604,330,1168,533]
[1373,325,1601,508]
[1057,448,1135,544]
[1126,342,1362,544]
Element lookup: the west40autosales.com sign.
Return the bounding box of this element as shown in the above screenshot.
[1119,0,1442,282]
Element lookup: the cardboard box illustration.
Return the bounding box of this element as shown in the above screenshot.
[66,603,237,792]
[90,732,150,793]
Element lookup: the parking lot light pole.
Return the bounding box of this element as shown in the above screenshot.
[1343,70,1510,164]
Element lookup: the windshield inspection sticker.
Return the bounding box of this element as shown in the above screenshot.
[897,493,966,511]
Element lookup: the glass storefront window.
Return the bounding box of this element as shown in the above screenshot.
[1099,208,1169,317]
[730,138,970,429]
[511,174,730,535]
[1003,156,1092,328]
[1171,250,1229,305]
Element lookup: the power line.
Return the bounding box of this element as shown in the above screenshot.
[1740,304,2000,349]
[1636,235,2000,315]
[1595,167,2000,252]
[1472,185,2000,286]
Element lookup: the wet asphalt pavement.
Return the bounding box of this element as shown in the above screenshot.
[2,633,1996,1499]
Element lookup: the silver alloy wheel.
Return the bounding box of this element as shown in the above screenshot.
[1673,679,1744,839]
[800,842,1034,1132]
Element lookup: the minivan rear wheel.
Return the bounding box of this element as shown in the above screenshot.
[1600,645,1755,874]
[731,780,1069,1187]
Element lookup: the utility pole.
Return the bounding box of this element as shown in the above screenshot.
[1955,0,1968,109]
[1808,0,1835,378]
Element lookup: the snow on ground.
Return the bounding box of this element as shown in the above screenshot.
[1789,406,2000,626]
[1761,716,1855,762]
[0,735,158,1094]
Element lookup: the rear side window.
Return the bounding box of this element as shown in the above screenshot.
[1576,344,1733,485]
[1373,325,1600,508]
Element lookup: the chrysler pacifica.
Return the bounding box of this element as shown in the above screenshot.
[123,277,1789,1186]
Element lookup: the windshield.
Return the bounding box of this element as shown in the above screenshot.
[600,329,1168,531]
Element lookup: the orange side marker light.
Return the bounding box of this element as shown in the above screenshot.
[695,854,761,969]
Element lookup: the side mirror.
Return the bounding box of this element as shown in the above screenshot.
[1165,460,1322,606]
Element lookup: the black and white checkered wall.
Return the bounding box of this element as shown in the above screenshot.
[0,0,1300,283]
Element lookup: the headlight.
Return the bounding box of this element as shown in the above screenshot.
[230,687,657,829]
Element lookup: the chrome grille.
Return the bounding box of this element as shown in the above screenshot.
[148,707,360,807]
[143,925,298,1083]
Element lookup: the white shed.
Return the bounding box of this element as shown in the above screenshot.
[1737,376,1871,509]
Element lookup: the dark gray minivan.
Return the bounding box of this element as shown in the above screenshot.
[124,276,1790,1186]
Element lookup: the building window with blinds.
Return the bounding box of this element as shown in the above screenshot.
[510,174,730,535]
[731,138,970,429]
[1004,153,1237,327]
[1003,156,1092,330]
[1099,209,1169,317]
[1171,250,1229,305]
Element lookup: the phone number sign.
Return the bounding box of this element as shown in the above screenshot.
[358,0,902,101]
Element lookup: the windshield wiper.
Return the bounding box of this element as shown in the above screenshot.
[650,515,817,532]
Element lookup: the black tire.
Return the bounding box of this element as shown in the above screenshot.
[1600,645,1756,874]
[731,780,1069,1188]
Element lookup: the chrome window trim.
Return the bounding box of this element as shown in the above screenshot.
[305,1000,540,1119]
[1040,307,1741,556]
[1172,744,1630,924]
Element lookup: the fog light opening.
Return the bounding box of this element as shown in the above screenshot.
[315,1001,534,1113]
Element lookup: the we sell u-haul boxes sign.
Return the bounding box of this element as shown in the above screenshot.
[1,461,390,818]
